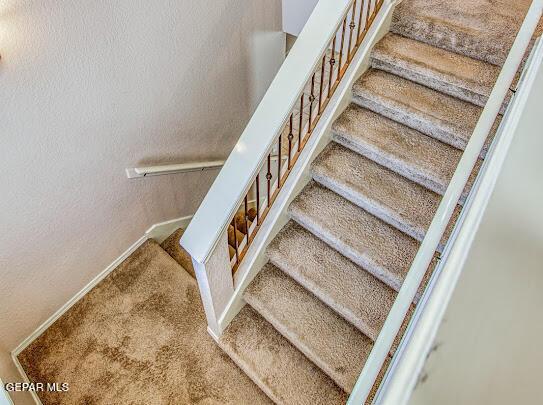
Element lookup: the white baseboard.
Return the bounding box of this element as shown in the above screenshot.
[145,214,193,243]
[0,378,15,405]
[11,214,193,404]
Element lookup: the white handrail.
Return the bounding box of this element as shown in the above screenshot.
[347,1,543,403]
[181,0,353,264]
[125,160,224,178]
[374,34,543,405]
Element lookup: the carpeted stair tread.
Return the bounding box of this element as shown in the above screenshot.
[267,222,396,341]
[371,33,501,107]
[352,69,498,155]
[219,305,348,405]
[390,0,531,66]
[311,142,459,250]
[244,263,373,393]
[160,228,195,278]
[288,182,422,293]
[333,104,480,203]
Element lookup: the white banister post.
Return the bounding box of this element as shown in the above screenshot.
[190,230,234,337]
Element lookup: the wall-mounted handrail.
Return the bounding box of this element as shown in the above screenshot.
[347,1,543,403]
[181,0,379,265]
[126,160,224,178]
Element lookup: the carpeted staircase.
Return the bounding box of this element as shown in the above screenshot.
[215,3,517,404]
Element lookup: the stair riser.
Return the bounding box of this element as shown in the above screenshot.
[266,253,381,341]
[333,129,475,208]
[217,338,284,404]
[243,294,358,393]
[352,92,468,152]
[390,18,506,66]
[312,169,427,244]
[371,58,488,108]
[288,209,403,294]
[372,58,510,115]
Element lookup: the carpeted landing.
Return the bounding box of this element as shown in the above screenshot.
[18,237,271,405]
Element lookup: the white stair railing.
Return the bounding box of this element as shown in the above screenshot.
[348,1,543,403]
[180,0,387,336]
[374,34,543,405]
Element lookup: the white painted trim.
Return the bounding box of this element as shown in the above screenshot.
[0,379,15,405]
[126,161,224,179]
[375,34,543,405]
[348,1,543,403]
[145,214,193,244]
[10,214,193,400]
[217,0,397,334]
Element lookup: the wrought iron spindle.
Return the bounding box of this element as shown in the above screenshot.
[255,174,260,225]
[298,94,304,149]
[357,0,366,42]
[319,54,326,114]
[232,218,239,263]
[328,36,336,97]
[244,196,249,245]
[338,17,347,76]
[287,114,293,168]
[347,0,357,61]
[266,155,271,208]
[277,134,282,186]
[308,73,316,135]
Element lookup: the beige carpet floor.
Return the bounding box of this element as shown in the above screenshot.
[18,240,271,405]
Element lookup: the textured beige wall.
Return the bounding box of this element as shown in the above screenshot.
[0,0,282,402]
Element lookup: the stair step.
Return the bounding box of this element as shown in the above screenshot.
[352,69,498,155]
[245,263,373,393]
[160,228,195,278]
[312,142,459,251]
[371,33,501,108]
[332,104,481,202]
[288,182,436,293]
[266,222,396,340]
[389,0,524,66]
[219,305,348,405]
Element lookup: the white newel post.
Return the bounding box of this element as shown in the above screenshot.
[190,230,234,337]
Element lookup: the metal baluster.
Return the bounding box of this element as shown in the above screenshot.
[357,0,366,43]
[328,36,336,98]
[277,134,282,186]
[244,196,249,245]
[287,114,293,169]
[338,17,347,78]
[347,1,357,61]
[255,174,260,225]
[266,155,271,208]
[298,94,304,149]
[319,54,326,114]
[232,218,239,263]
[308,73,316,135]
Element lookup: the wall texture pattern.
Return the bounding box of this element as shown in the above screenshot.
[0,1,283,402]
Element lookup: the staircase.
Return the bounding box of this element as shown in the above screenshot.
[214,4,513,404]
